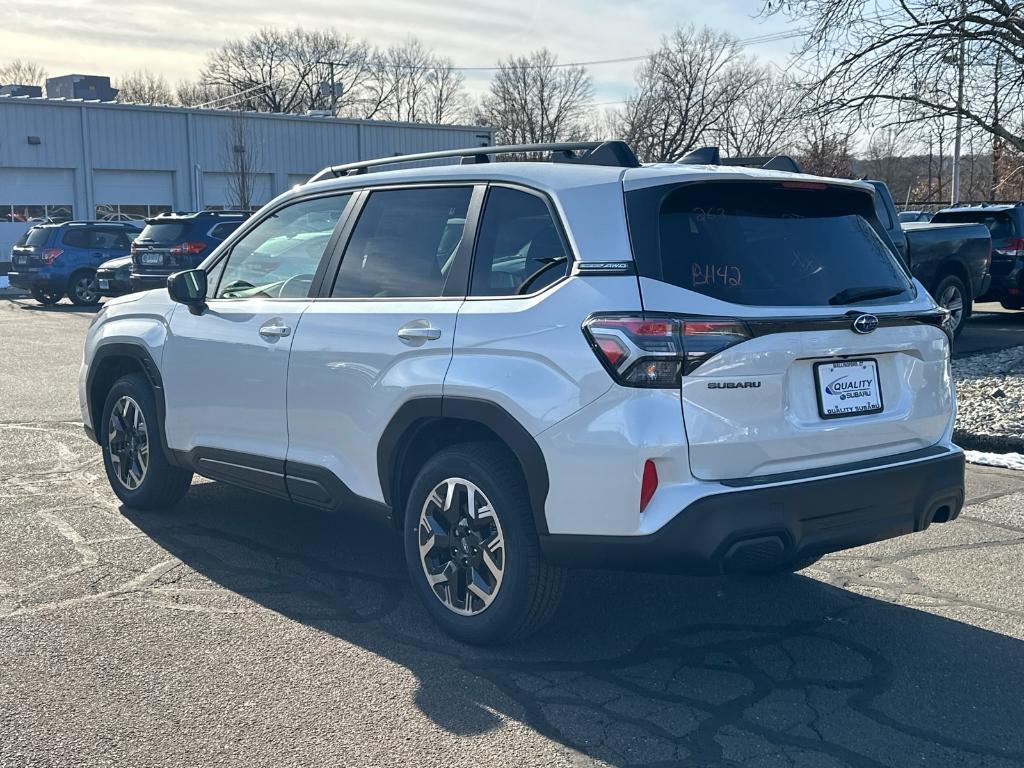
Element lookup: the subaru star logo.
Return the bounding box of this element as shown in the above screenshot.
[852,314,879,334]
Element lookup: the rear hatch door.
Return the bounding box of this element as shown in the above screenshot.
[11,226,51,268]
[132,220,187,272]
[931,209,1018,278]
[625,176,952,481]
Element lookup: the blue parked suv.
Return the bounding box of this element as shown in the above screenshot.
[9,221,140,305]
[130,211,248,291]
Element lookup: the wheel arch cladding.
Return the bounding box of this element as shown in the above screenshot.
[379,397,552,534]
[935,260,971,297]
[87,344,174,461]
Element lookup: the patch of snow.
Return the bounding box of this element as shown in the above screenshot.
[964,450,1024,471]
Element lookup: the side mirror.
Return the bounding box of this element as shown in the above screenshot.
[167,269,208,315]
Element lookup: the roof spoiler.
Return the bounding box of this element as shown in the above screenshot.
[676,146,803,174]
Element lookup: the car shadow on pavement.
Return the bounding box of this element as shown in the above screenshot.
[9,299,101,314]
[124,481,1024,767]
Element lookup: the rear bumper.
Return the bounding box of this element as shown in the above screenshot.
[978,258,1023,303]
[7,269,64,292]
[539,449,965,574]
[96,272,132,296]
[130,272,171,292]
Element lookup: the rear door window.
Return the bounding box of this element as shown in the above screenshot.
[470,187,570,296]
[626,181,914,307]
[931,210,1015,239]
[60,228,91,248]
[331,186,472,298]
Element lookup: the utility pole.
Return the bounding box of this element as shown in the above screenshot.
[317,60,348,117]
[950,0,966,205]
[992,52,1002,202]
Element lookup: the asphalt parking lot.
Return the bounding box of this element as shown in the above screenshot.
[2,296,1024,768]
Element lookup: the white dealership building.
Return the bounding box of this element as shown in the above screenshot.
[0,96,494,263]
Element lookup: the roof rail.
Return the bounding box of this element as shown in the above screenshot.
[675,146,803,174]
[308,140,640,182]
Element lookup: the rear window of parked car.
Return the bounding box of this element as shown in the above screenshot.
[138,222,188,242]
[625,181,914,307]
[931,210,1015,240]
[21,227,50,246]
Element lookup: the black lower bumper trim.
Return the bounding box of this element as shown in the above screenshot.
[539,451,965,574]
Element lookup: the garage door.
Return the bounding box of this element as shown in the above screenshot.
[0,167,75,217]
[202,172,272,210]
[93,170,174,220]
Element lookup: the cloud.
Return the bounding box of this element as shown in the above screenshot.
[1,0,799,100]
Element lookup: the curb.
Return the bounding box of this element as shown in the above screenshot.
[954,430,1024,454]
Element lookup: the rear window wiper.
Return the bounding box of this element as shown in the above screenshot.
[829,286,905,305]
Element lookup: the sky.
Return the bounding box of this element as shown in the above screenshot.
[3,0,803,104]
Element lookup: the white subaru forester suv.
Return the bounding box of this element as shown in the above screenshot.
[81,141,964,644]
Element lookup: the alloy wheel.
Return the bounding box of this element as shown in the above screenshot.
[417,477,505,616]
[107,395,149,490]
[74,275,98,304]
[938,283,964,332]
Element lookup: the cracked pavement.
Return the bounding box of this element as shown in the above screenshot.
[2,298,1024,768]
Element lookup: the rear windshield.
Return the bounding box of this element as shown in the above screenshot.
[24,227,51,247]
[626,181,914,307]
[138,222,187,243]
[931,210,1015,239]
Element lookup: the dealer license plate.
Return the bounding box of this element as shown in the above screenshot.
[140,253,163,265]
[814,359,883,419]
[98,279,109,289]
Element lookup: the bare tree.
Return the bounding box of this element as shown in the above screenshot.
[478,49,593,144]
[764,0,1024,153]
[201,28,374,115]
[224,118,261,210]
[0,59,46,86]
[715,68,806,156]
[615,26,760,162]
[175,80,233,108]
[795,116,856,177]
[361,39,468,123]
[115,70,174,105]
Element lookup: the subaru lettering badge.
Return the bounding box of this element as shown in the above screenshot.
[852,313,879,334]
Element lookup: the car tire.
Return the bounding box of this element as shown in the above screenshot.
[31,287,62,305]
[101,373,193,510]
[403,442,565,645]
[932,274,971,338]
[68,270,101,306]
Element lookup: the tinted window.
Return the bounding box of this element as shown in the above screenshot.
[470,187,569,296]
[626,181,914,307]
[92,228,130,250]
[209,221,242,239]
[139,222,187,243]
[871,190,893,229]
[215,194,350,299]
[931,210,1015,240]
[60,228,91,248]
[24,227,50,246]
[332,187,472,298]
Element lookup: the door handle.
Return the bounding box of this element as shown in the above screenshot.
[397,323,442,341]
[259,319,291,339]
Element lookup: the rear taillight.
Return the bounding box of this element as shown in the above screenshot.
[169,241,207,256]
[582,313,751,387]
[995,238,1024,259]
[41,248,63,264]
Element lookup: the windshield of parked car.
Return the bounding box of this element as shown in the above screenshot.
[931,210,1015,239]
[626,181,914,307]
